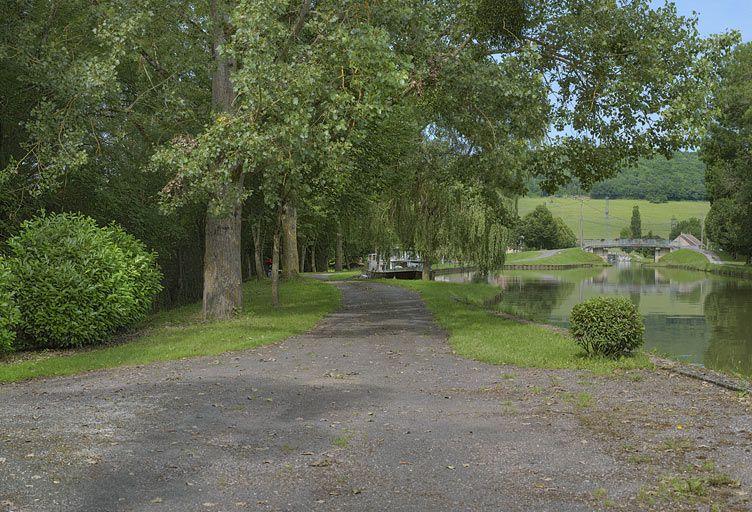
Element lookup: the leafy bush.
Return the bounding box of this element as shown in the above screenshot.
[0,259,19,352]
[569,297,644,357]
[7,213,162,348]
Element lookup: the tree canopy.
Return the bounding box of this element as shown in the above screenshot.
[670,217,702,241]
[527,152,707,202]
[0,0,736,307]
[516,205,576,250]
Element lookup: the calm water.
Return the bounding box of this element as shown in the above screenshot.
[437,264,752,377]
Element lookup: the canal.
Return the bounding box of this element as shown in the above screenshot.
[437,264,752,377]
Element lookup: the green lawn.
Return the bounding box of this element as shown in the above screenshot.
[518,197,710,239]
[715,250,747,264]
[506,248,606,265]
[657,249,711,267]
[391,280,651,373]
[0,278,340,383]
[304,269,363,280]
[655,249,752,281]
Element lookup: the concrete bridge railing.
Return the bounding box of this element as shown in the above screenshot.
[583,238,676,249]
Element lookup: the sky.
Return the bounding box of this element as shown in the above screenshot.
[655,0,752,41]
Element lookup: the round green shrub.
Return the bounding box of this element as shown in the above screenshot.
[0,258,20,352]
[569,296,644,358]
[7,212,163,348]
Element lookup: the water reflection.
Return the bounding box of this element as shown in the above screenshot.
[703,285,752,376]
[436,264,752,377]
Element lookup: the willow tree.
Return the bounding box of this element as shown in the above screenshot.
[382,135,523,279]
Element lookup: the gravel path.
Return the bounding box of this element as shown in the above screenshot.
[1,282,750,511]
[690,247,725,264]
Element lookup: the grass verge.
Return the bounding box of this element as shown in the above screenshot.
[506,248,606,265]
[0,278,339,383]
[390,280,651,373]
[304,269,363,280]
[655,249,752,279]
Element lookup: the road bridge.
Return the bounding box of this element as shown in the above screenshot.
[582,238,677,262]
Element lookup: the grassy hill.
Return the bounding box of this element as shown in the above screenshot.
[518,197,710,240]
[657,249,710,267]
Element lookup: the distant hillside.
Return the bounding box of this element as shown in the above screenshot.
[527,152,706,202]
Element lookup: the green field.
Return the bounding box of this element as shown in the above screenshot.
[518,197,710,239]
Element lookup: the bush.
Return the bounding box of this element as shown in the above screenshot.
[0,259,19,352]
[7,213,162,348]
[569,297,644,358]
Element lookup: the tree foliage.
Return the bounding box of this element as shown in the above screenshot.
[702,42,752,261]
[0,259,19,352]
[670,217,702,240]
[0,0,734,316]
[630,206,642,238]
[526,152,708,201]
[515,205,576,250]
[590,153,706,202]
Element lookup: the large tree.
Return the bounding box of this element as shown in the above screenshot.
[702,42,752,261]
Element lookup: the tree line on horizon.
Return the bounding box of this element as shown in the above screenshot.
[526,152,707,203]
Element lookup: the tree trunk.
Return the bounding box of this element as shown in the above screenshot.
[203,203,243,319]
[300,243,307,274]
[316,246,328,273]
[335,223,344,272]
[203,0,243,320]
[281,202,299,278]
[177,249,185,300]
[422,255,432,281]
[252,223,263,280]
[310,245,317,273]
[271,222,281,307]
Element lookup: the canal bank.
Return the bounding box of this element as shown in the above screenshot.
[431,263,752,381]
[646,248,752,280]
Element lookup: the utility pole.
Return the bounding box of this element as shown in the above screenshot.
[579,197,584,248]
[605,197,610,239]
